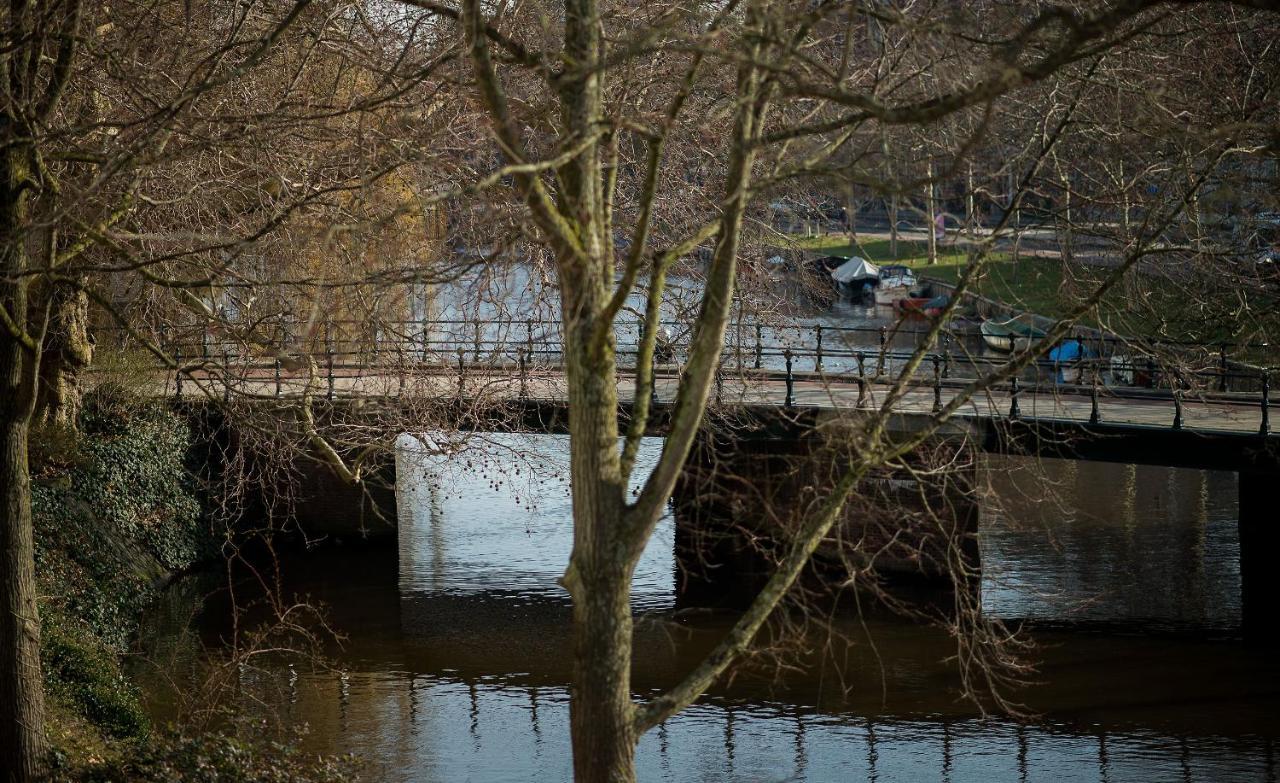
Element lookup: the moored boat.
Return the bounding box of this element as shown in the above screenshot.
[830,256,881,299]
[874,264,918,305]
[980,315,1048,352]
[922,294,951,318]
[1047,339,1098,383]
[893,296,932,315]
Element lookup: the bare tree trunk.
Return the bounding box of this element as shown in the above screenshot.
[0,363,43,783]
[568,530,637,783]
[36,279,92,428]
[926,161,938,264]
[890,195,899,257]
[1,144,46,783]
[846,188,857,247]
[562,314,637,783]
[966,164,976,243]
[1054,156,1074,265]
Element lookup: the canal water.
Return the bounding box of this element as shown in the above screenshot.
[134,434,1279,782]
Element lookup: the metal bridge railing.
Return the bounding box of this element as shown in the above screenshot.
[96,317,1276,436]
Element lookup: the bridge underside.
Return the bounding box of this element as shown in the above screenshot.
[189,397,1280,641]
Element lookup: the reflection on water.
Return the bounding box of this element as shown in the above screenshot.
[243,667,1278,783]
[396,434,675,612]
[981,457,1242,631]
[136,435,1280,782]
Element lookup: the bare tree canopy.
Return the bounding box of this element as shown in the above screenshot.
[3,0,1278,780]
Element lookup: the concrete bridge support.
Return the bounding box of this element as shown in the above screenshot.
[672,425,981,611]
[285,453,398,541]
[1240,470,1280,644]
[184,402,400,543]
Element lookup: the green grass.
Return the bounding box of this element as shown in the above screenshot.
[793,235,1069,319]
[787,234,1279,353]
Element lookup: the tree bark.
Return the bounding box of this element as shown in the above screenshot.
[562,310,637,783]
[0,139,46,782]
[35,279,92,428]
[567,543,637,783]
[0,373,43,783]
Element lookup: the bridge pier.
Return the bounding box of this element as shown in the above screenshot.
[186,402,400,542]
[1240,470,1279,644]
[672,424,981,611]
[285,451,398,540]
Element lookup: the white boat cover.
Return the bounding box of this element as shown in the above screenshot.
[830,256,880,284]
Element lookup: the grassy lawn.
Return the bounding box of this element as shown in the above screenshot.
[785,235,1277,354]
[792,235,1069,319]
[783,232,1274,360]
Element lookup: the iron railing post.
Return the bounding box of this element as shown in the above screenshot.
[173,346,182,400]
[784,349,795,408]
[1218,346,1229,393]
[274,358,282,398]
[1262,371,1271,437]
[1009,376,1021,419]
[1173,382,1184,430]
[942,333,951,379]
[473,321,482,362]
[932,354,942,413]
[1090,362,1100,425]
[456,349,466,400]
[754,324,763,369]
[519,348,528,399]
[814,325,823,372]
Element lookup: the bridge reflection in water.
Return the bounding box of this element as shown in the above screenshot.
[136,433,1279,782]
[377,434,1276,781]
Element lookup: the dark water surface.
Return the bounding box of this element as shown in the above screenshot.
[136,435,1279,782]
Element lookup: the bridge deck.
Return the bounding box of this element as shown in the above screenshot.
[170,364,1274,439]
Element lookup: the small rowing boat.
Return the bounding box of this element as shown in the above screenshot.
[893,296,932,316]
[980,315,1048,352]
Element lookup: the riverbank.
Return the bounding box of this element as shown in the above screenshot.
[786,234,1276,348]
[32,387,358,781]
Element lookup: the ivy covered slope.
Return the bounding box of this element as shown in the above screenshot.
[32,387,214,767]
[33,388,361,782]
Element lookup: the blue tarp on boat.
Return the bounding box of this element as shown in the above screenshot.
[1048,339,1096,362]
[1048,339,1097,383]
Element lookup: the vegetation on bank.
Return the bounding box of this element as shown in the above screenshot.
[790,235,1065,311]
[788,235,1277,348]
[32,388,356,782]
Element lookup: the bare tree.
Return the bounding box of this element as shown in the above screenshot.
[1,1,466,777]
[394,0,1280,780]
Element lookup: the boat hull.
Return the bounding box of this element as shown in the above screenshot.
[893,297,932,316]
[980,319,1045,353]
[875,285,912,305]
